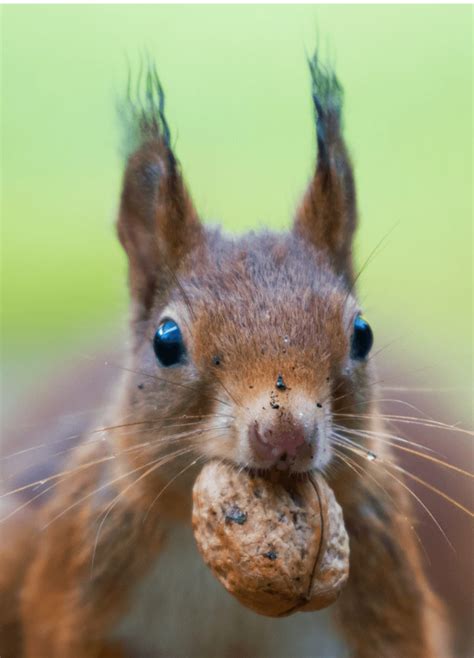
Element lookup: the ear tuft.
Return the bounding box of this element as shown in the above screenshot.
[308,52,344,166]
[118,56,173,162]
[116,59,202,316]
[294,50,356,285]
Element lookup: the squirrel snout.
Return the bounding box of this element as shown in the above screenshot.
[241,390,325,471]
[248,417,309,464]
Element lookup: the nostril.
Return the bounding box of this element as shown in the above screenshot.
[248,423,276,461]
[263,429,305,457]
[249,420,307,462]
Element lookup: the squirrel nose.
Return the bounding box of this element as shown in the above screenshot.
[248,417,307,463]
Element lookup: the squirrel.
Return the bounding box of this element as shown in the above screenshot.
[0,52,453,658]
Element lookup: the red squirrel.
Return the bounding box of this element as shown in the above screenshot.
[0,53,453,657]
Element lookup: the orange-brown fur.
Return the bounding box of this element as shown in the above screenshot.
[1,54,451,657]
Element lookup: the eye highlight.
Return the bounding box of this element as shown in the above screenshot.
[350,315,373,361]
[153,320,186,367]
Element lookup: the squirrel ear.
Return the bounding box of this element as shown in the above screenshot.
[294,53,357,285]
[117,64,202,314]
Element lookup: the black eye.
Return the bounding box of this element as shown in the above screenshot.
[350,315,373,361]
[153,320,186,367]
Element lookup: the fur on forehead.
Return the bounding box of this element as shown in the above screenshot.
[150,227,356,370]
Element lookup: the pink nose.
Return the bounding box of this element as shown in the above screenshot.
[249,420,306,462]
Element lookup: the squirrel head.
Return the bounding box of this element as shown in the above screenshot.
[116,55,374,476]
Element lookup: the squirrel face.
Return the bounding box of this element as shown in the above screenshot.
[116,58,374,476]
[121,229,373,475]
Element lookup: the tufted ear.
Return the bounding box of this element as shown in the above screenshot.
[117,63,202,317]
[294,53,357,285]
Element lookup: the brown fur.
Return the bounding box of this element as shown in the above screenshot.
[1,55,451,657]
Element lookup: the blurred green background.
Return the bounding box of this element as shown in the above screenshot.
[1,7,473,651]
[1,5,472,412]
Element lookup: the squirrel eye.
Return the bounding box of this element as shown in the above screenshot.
[153,320,186,367]
[350,315,373,361]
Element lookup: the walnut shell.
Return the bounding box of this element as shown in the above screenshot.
[192,461,349,617]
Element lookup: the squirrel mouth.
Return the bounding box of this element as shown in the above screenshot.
[246,442,316,476]
[276,442,314,469]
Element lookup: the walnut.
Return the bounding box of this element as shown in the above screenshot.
[192,461,349,617]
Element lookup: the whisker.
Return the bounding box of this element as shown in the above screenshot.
[209,370,242,409]
[332,447,365,480]
[102,360,234,409]
[378,464,456,553]
[330,436,456,551]
[0,479,60,523]
[43,443,202,530]
[89,413,234,437]
[335,426,473,478]
[2,406,109,436]
[41,421,213,461]
[40,421,231,457]
[331,446,399,514]
[386,462,474,519]
[331,447,430,564]
[335,397,435,421]
[1,453,120,500]
[332,423,440,455]
[331,433,378,463]
[90,449,207,575]
[331,434,473,521]
[330,368,470,409]
[1,413,235,461]
[236,461,249,477]
[380,385,474,394]
[364,338,402,365]
[344,222,398,304]
[333,412,473,437]
[163,262,197,322]
[1,424,230,498]
[143,453,208,520]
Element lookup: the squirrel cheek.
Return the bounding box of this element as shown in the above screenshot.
[198,425,238,463]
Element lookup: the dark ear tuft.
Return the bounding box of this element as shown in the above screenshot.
[118,57,173,162]
[308,53,344,169]
[117,59,202,316]
[294,51,356,284]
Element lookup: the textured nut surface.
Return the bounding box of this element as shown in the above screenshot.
[192,462,349,617]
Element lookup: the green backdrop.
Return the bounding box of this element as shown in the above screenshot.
[1,5,472,412]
